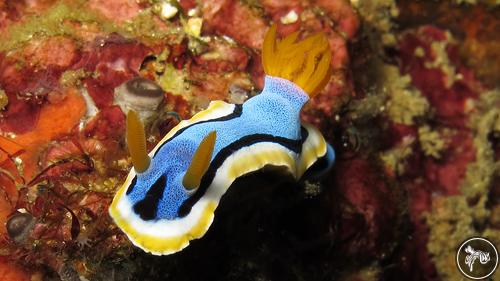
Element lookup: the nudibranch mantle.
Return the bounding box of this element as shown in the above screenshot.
[109,76,334,255]
[110,25,336,255]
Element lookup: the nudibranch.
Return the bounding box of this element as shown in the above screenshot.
[109,25,336,255]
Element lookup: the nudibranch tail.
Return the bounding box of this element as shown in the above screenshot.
[183,131,217,190]
[262,24,332,97]
[126,110,150,173]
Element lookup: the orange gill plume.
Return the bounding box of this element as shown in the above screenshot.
[262,24,332,97]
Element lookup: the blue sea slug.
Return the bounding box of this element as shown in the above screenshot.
[109,25,336,255]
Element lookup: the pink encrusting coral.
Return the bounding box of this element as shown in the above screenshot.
[399,26,482,127]
[78,37,152,108]
[396,25,482,196]
[88,0,142,23]
[201,0,268,50]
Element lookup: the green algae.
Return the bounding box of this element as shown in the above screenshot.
[383,65,430,125]
[0,89,7,110]
[426,89,500,281]
[454,0,500,5]
[347,92,386,120]
[424,34,462,89]
[0,1,125,52]
[347,63,429,126]
[123,8,177,44]
[341,264,381,281]
[418,125,447,159]
[348,55,430,176]
[380,136,414,176]
[60,69,92,88]
[426,196,476,281]
[157,63,191,96]
[0,0,179,52]
[461,90,500,201]
[352,0,399,48]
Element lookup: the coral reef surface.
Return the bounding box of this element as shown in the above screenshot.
[0,0,498,280]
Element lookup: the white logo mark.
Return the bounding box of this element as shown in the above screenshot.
[464,245,491,272]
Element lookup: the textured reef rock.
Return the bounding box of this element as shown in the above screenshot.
[347,2,500,281]
[0,0,499,281]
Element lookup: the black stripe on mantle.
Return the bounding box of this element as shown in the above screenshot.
[133,175,168,220]
[153,104,243,157]
[177,127,309,217]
